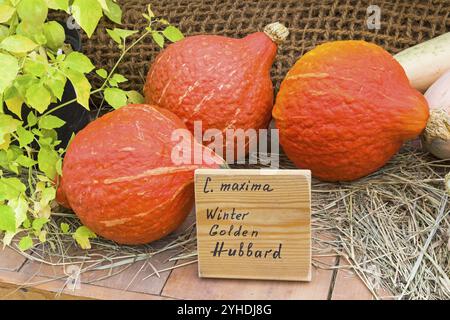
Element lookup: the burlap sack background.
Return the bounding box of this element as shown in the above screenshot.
[81,0,449,93]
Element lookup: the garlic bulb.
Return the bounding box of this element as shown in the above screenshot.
[422,70,450,159]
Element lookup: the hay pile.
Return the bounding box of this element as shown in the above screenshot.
[310,146,450,299]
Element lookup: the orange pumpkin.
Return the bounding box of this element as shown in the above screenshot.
[273,41,429,181]
[58,104,224,245]
[144,23,288,159]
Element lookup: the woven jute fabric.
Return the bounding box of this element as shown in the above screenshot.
[81,0,450,92]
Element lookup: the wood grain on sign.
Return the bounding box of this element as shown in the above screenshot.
[195,169,312,282]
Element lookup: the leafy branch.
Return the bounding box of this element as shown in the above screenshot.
[0,1,184,250]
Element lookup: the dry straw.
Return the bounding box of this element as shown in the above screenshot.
[310,145,450,300]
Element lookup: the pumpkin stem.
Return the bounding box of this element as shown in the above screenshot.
[423,109,450,142]
[263,22,289,45]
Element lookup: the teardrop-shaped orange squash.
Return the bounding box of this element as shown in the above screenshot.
[273,41,429,181]
[144,23,288,158]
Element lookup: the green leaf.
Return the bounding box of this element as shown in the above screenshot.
[23,58,47,77]
[104,0,121,24]
[18,235,33,251]
[0,134,11,151]
[32,128,43,137]
[107,28,137,44]
[39,115,66,130]
[152,32,164,48]
[34,203,51,220]
[6,146,22,161]
[4,86,23,119]
[45,78,65,101]
[13,74,39,98]
[0,177,26,201]
[40,186,55,205]
[60,222,70,234]
[9,195,28,229]
[104,87,127,109]
[0,150,7,166]
[71,0,103,38]
[0,35,38,54]
[0,25,9,42]
[113,28,138,39]
[66,132,75,149]
[43,21,65,51]
[96,68,107,78]
[63,52,95,74]
[38,230,47,242]
[147,4,155,19]
[8,160,19,174]
[55,157,62,175]
[16,0,48,24]
[45,0,69,11]
[39,129,59,147]
[0,205,16,232]
[2,231,15,247]
[66,69,91,110]
[73,226,96,249]
[23,218,31,229]
[16,126,34,148]
[0,4,15,23]
[0,113,20,146]
[16,21,46,45]
[108,73,127,87]
[126,90,144,104]
[109,73,127,85]
[4,147,22,171]
[162,26,184,42]
[26,83,52,114]
[0,53,19,95]
[27,112,38,127]
[97,0,108,10]
[45,68,66,101]
[32,217,48,232]
[38,145,59,180]
[15,155,37,167]
[106,28,121,44]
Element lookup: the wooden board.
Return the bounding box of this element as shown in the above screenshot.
[0,218,377,300]
[19,248,176,296]
[0,246,26,271]
[0,269,168,300]
[194,169,311,281]
[0,247,376,300]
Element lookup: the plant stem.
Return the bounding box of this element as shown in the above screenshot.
[99,29,152,92]
[42,88,103,116]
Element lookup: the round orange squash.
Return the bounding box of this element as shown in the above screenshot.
[273,41,429,181]
[144,23,289,159]
[58,104,224,245]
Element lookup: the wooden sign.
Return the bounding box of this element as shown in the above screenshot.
[194,169,312,282]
